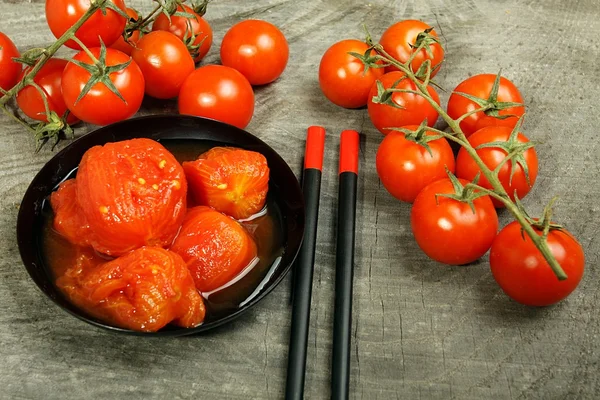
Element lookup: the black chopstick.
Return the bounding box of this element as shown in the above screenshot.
[285,126,326,400]
[331,130,359,400]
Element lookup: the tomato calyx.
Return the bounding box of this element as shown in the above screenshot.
[436,169,489,214]
[121,8,146,44]
[96,0,129,21]
[182,21,206,60]
[454,71,524,119]
[33,110,74,151]
[371,75,420,110]
[14,48,48,67]
[191,0,211,16]
[157,0,194,23]
[347,47,388,75]
[514,195,563,238]
[68,41,132,105]
[391,120,443,157]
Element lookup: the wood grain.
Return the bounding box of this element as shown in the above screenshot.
[1,0,599,399]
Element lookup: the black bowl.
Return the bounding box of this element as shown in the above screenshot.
[17,115,304,336]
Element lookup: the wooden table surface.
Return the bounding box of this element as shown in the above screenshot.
[1,0,599,399]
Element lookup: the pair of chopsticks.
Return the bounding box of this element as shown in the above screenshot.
[285,126,359,400]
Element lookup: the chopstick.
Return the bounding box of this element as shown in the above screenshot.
[331,130,359,400]
[285,126,326,400]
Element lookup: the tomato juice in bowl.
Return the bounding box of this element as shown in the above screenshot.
[17,115,304,336]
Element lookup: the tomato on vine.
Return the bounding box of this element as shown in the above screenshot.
[0,32,21,96]
[45,0,127,50]
[319,39,384,109]
[490,221,584,306]
[376,124,455,203]
[410,174,498,265]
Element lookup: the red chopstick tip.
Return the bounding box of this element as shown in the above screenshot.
[304,126,326,171]
[339,130,359,175]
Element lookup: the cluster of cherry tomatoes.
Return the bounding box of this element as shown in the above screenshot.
[0,0,289,129]
[319,19,585,307]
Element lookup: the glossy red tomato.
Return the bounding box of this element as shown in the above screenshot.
[76,138,187,256]
[170,206,258,293]
[50,179,94,247]
[61,47,144,125]
[411,178,498,265]
[220,20,288,85]
[490,221,585,306]
[153,5,212,62]
[131,31,195,99]
[380,19,444,76]
[447,74,525,137]
[178,65,255,129]
[456,126,538,207]
[109,7,142,56]
[0,32,21,96]
[183,147,270,219]
[45,0,127,50]
[16,58,78,124]
[57,246,206,332]
[376,126,455,203]
[368,71,440,135]
[319,39,384,108]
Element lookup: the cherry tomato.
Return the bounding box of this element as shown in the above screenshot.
[57,246,206,332]
[411,178,498,265]
[447,74,525,137]
[50,179,94,247]
[76,138,187,256]
[152,5,212,62]
[110,7,142,56]
[0,32,21,96]
[178,65,255,129]
[131,30,195,99]
[220,20,288,85]
[183,147,270,219]
[61,47,144,125]
[490,221,584,306]
[318,39,384,108]
[456,126,538,207]
[45,0,127,50]
[376,127,455,203]
[368,71,440,135]
[16,58,78,124]
[380,19,444,76]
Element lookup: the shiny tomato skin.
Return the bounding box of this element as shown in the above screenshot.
[490,222,584,306]
[170,206,258,293]
[411,178,498,265]
[61,47,144,125]
[456,126,538,207]
[178,65,254,129]
[50,179,94,247]
[16,58,78,124]
[131,31,195,99]
[447,74,525,137]
[76,138,187,256]
[45,0,127,50]
[183,147,270,219]
[376,127,455,203]
[57,246,206,332]
[0,32,21,96]
[152,5,213,62]
[367,71,440,135]
[380,19,444,76]
[109,7,142,56]
[319,39,384,109]
[220,19,288,85]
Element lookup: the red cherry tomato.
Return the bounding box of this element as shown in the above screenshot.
[490,221,584,306]
[456,126,538,207]
[220,20,288,85]
[16,58,78,124]
[0,32,21,96]
[131,30,195,99]
[61,47,144,125]
[411,178,498,265]
[447,74,525,137]
[109,7,142,56]
[368,71,440,135]
[153,5,213,62]
[178,65,255,129]
[318,39,384,108]
[380,19,444,76]
[376,127,455,203]
[45,0,127,50]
